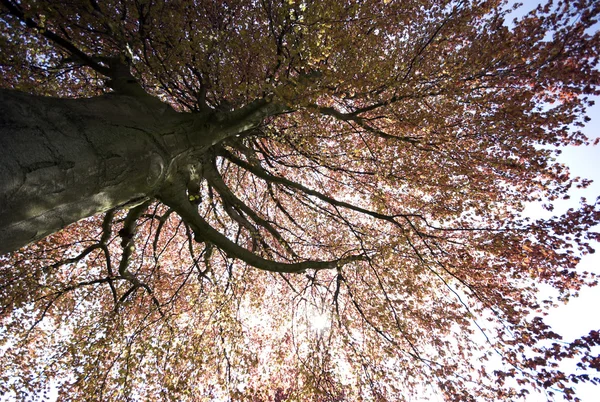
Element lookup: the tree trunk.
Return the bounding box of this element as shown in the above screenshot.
[0,89,287,255]
[0,89,186,254]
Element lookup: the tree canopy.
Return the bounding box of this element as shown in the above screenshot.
[1,0,600,400]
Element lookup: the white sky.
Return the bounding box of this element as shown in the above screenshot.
[506,1,600,400]
[533,102,600,401]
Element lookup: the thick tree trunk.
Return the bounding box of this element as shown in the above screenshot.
[0,89,286,255]
[0,90,185,254]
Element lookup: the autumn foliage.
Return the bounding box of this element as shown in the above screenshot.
[1,0,600,400]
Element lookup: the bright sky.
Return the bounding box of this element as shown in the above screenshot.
[533,102,600,402]
[539,108,600,339]
[505,1,600,400]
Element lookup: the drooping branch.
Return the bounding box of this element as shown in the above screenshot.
[312,103,422,144]
[201,160,299,258]
[220,200,260,251]
[116,199,165,314]
[339,272,423,362]
[37,210,118,304]
[158,179,365,274]
[146,207,175,258]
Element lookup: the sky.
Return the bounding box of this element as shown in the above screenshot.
[503,1,600,400]
[531,102,600,401]
[539,108,600,340]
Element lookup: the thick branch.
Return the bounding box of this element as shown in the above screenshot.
[209,97,291,143]
[118,200,153,282]
[158,180,364,273]
[202,161,298,258]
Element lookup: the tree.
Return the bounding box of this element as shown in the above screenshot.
[1,0,599,400]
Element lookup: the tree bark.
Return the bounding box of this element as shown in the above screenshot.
[0,90,185,254]
[0,89,288,255]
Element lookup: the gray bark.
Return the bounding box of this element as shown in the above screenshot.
[0,90,185,254]
[0,88,287,255]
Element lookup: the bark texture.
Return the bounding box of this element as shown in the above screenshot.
[0,90,182,254]
[0,89,287,255]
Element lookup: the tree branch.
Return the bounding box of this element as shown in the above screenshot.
[313,104,422,144]
[208,96,291,143]
[219,147,416,226]
[202,161,299,258]
[1,0,110,74]
[117,200,166,315]
[158,180,365,273]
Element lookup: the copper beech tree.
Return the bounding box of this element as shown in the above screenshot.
[1,0,599,400]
